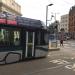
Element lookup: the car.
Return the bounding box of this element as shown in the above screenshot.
[66,36,70,40]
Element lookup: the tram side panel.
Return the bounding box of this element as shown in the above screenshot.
[0,27,23,64]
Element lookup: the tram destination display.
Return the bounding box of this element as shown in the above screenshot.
[16,16,42,28]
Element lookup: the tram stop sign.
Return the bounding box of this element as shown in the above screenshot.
[49,34,55,40]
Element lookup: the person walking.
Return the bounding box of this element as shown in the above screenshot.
[59,32,64,46]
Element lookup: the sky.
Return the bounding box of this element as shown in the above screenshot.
[16,0,74,24]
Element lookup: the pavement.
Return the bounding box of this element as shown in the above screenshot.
[0,40,75,75]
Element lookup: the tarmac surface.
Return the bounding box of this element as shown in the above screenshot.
[0,40,75,75]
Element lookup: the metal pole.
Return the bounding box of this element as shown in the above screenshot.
[46,6,48,27]
[54,13,58,47]
[46,4,53,28]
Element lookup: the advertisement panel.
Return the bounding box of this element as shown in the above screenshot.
[6,13,17,25]
[0,13,6,24]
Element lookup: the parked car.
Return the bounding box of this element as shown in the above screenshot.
[66,36,70,40]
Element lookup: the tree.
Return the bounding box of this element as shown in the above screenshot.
[48,23,55,34]
[48,20,59,34]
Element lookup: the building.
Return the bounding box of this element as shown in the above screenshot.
[60,14,69,33]
[69,6,75,32]
[0,0,21,16]
[69,6,75,39]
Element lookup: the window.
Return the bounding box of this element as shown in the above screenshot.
[14,31,20,46]
[0,28,20,46]
[35,31,47,45]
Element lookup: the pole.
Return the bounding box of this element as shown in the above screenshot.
[54,13,58,47]
[46,4,53,28]
[46,6,48,27]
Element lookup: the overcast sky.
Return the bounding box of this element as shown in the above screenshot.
[16,0,74,24]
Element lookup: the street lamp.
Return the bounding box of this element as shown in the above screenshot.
[46,3,53,27]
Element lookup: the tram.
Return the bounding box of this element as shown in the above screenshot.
[0,12,49,64]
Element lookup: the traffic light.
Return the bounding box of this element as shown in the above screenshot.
[55,21,58,29]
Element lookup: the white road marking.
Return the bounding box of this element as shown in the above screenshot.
[24,59,73,75]
[71,58,75,60]
[65,65,73,69]
[47,55,50,56]
[49,59,70,65]
[65,64,75,71]
[63,57,75,60]
[49,59,75,72]
[47,54,64,57]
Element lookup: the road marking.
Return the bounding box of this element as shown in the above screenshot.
[63,57,75,60]
[24,59,75,75]
[47,55,50,56]
[49,59,70,65]
[24,64,65,75]
[71,57,75,60]
[49,59,75,72]
[65,65,73,69]
[47,54,64,57]
[65,64,75,71]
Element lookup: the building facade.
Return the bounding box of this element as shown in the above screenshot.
[69,6,75,32]
[0,0,21,16]
[60,14,69,33]
[69,6,75,39]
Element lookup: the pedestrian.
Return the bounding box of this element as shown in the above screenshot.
[59,32,64,46]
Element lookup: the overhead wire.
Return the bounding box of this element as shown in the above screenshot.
[61,0,74,5]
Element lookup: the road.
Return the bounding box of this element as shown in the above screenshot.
[0,40,75,75]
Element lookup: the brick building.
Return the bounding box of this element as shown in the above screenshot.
[69,6,75,39]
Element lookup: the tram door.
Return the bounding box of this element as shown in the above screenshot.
[25,32,35,58]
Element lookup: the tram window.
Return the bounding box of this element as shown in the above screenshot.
[0,29,9,45]
[28,32,33,43]
[0,28,20,46]
[35,32,47,46]
[14,31,20,46]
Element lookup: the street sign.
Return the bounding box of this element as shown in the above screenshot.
[49,34,55,40]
